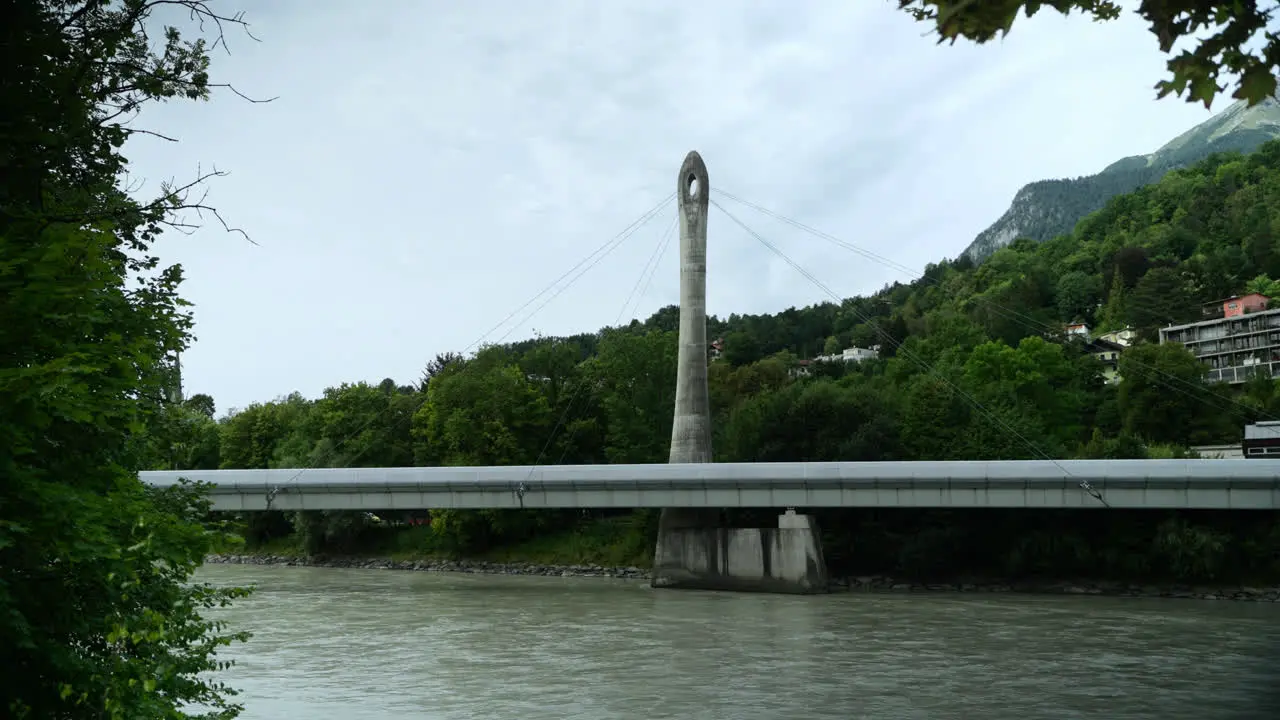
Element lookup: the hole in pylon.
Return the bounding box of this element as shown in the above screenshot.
[687,174,700,199]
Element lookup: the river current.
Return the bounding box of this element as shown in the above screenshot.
[197,564,1280,719]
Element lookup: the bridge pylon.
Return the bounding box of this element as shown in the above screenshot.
[650,151,828,594]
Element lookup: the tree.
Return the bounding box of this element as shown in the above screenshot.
[1244,273,1280,298]
[1098,271,1127,331]
[143,403,222,471]
[219,394,311,470]
[1055,270,1102,323]
[585,330,679,464]
[721,330,764,366]
[412,348,552,466]
[288,382,419,469]
[184,393,217,419]
[899,1,1280,107]
[0,2,259,717]
[962,336,1092,451]
[718,379,900,462]
[1124,266,1197,337]
[420,352,463,390]
[1117,343,1227,445]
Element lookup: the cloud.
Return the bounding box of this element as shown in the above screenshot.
[125,0,1219,412]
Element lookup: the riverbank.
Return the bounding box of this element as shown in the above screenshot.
[203,553,1280,602]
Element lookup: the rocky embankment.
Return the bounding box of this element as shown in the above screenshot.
[204,554,1280,602]
[206,553,650,579]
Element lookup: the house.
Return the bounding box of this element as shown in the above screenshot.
[813,346,879,364]
[789,346,878,378]
[789,359,812,378]
[1064,322,1091,341]
[1096,327,1136,347]
[1225,293,1269,318]
[709,338,724,361]
[1062,325,1129,383]
[1243,421,1280,458]
[1201,293,1269,319]
[1085,337,1125,384]
[1159,294,1280,384]
[1191,443,1245,459]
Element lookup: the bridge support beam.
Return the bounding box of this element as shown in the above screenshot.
[651,151,828,594]
[652,509,828,594]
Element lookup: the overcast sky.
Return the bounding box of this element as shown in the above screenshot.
[125,1,1222,413]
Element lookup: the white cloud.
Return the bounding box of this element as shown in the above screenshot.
[126,0,1220,412]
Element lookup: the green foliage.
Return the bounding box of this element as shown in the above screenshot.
[1245,273,1280,298]
[585,330,679,463]
[719,379,900,462]
[898,0,1280,107]
[413,349,552,466]
[1,3,259,715]
[1117,343,1227,445]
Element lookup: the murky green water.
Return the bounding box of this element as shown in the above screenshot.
[198,564,1280,719]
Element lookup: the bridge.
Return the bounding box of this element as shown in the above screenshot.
[140,459,1280,512]
[172,152,1280,595]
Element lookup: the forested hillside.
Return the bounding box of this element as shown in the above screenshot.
[964,95,1280,261]
[156,142,1280,584]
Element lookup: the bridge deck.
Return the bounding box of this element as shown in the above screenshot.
[139,459,1280,511]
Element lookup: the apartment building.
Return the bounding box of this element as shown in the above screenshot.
[1159,295,1280,384]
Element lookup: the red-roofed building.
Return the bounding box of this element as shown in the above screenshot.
[1224,293,1269,318]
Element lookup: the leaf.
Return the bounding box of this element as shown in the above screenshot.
[1234,64,1278,106]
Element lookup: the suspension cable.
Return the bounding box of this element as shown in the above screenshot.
[263,193,677,509]
[521,209,679,499]
[711,197,1111,507]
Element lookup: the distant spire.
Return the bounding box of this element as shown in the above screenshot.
[166,353,184,405]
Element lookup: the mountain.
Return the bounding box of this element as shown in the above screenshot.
[963,95,1280,262]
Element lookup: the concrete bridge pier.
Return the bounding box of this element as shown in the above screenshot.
[652,509,829,594]
[650,151,828,594]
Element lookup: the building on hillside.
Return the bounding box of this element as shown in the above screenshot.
[1064,322,1091,340]
[1060,323,1130,383]
[1201,293,1269,320]
[1192,443,1245,459]
[1096,327,1136,347]
[814,346,878,364]
[1243,421,1280,458]
[709,338,724,362]
[1085,337,1126,384]
[790,359,812,378]
[1225,293,1269,318]
[1159,294,1280,384]
[790,346,879,378]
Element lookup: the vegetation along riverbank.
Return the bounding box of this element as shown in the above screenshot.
[207,508,1280,602]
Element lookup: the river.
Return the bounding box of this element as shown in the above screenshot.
[197,564,1280,719]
